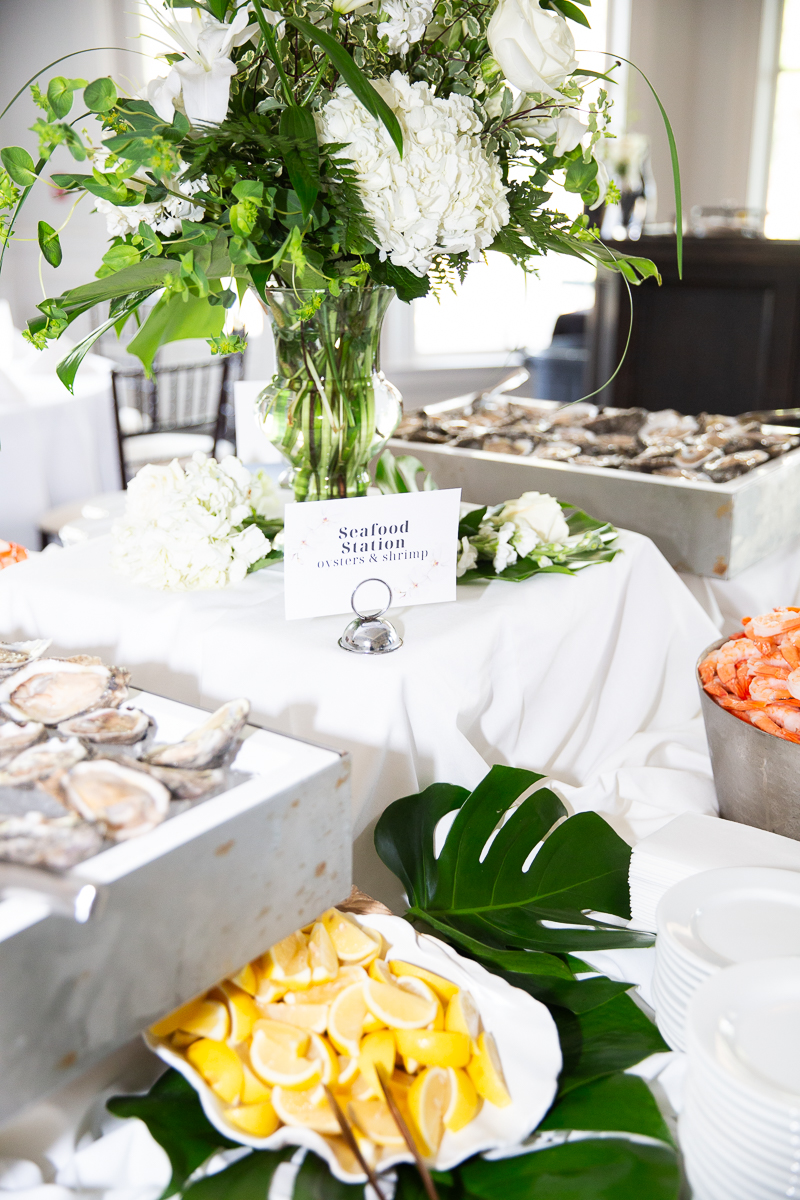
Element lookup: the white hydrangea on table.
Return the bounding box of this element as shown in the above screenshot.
[112,453,282,591]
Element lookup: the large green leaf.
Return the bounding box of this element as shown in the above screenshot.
[107,1069,236,1199]
[461,1139,679,1200]
[56,290,153,392]
[37,220,62,267]
[127,291,225,375]
[283,15,403,158]
[555,994,669,1095]
[540,1072,675,1146]
[1,146,37,187]
[182,1147,294,1200]
[293,1151,362,1200]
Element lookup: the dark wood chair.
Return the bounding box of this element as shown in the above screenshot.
[112,353,244,486]
[587,237,800,416]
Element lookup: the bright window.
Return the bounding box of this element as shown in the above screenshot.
[765,0,800,237]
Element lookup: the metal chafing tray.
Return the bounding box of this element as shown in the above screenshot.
[390,398,800,579]
[0,690,351,1122]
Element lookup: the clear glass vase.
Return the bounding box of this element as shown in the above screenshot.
[255,286,402,502]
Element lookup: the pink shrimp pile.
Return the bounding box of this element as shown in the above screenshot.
[699,608,800,743]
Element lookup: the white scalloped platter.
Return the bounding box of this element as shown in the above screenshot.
[147,912,562,1182]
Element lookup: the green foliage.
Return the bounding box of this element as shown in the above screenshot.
[37,220,62,267]
[374,449,438,494]
[555,995,668,1094]
[461,1140,679,1200]
[84,77,118,112]
[1,146,37,187]
[458,504,620,584]
[541,1072,674,1145]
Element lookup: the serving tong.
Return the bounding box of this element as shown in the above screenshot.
[0,862,104,922]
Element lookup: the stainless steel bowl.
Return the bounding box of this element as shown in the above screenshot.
[698,637,800,840]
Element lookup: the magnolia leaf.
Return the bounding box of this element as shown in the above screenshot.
[107,1069,236,1199]
[127,290,225,375]
[1,146,37,187]
[540,1072,675,1146]
[461,1139,680,1200]
[555,994,669,1094]
[37,220,62,267]
[46,76,75,119]
[84,77,117,112]
[294,1150,363,1200]
[182,1147,295,1200]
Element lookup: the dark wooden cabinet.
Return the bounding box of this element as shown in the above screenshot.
[587,237,800,415]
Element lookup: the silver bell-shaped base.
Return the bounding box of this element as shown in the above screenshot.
[338,578,403,654]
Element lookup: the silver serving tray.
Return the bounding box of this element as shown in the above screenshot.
[391,399,800,578]
[0,690,351,1123]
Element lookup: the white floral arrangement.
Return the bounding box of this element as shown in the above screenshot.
[112,453,283,591]
[455,490,619,581]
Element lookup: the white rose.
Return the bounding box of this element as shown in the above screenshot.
[493,523,518,573]
[487,0,577,98]
[514,105,587,155]
[496,491,569,545]
[590,155,609,210]
[456,535,479,578]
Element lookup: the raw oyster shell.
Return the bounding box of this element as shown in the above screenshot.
[0,736,86,786]
[582,407,648,435]
[63,759,170,841]
[58,706,152,747]
[533,443,580,461]
[145,698,249,769]
[0,639,51,681]
[0,811,103,869]
[0,720,45,766]
[116,755,225,800]
[0,657,130,724]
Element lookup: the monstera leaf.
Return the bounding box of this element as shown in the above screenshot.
[374,766,652,1012]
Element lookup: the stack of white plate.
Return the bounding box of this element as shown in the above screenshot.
[651,866,800,1051]
[679,957,800,1200]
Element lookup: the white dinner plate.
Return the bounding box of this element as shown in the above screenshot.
[680,1118,785,1200]
[683,1095,800,1186]
[656,932,715,983]
[148,912,562,1183]
[687,957,800,1105]
[658,868,800,972]
[689,1051,800,1127]
[687,1071,800,1146]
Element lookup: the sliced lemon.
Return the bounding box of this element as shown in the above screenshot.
[261,1002,329,1034]
[229,962,258,996]
[265,930,311,990]
[320,910,382,965]
[395,978,444,1029]
[362,1010,387,1033]
[364,979,438,1030]
[349,1097,405,1147]
[368,959,395,986]
[220,981,261,1044]
[444,1067,481,1132]
[325,1133,377,1176]
[401,1054,421,1074]
[241,1061,272,1104]
[250,1022,321,1089]
[327,982,367,1057]
[357,1030,396,1096]
[394,1030,470,1069]
[186,1038,244,1103]
[255,977,288,1004]
[336,1056,359,1088]
[466,1033,511,1107]
[225,1098,280,1138]
[286,967,367,1006]
[150,996,228,1041]
[348,932,386,968]
[272,1084,339,1133]
[308,922,338,983]
[408,1067,449,1155]
[170,1030,199,1049]
[388,962,459,1004]
[308,1033,339,1085]
[445,991,480,1040]
[252,1018,310,1055]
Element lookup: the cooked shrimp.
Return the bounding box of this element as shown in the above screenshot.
[745,609,800,639]
[748,675,793,703]
[698,653,719,685]
[750,659,791,678]
[766,703,800,734]
[716,638,761,694]
[748,710,785,736]
[788,667,800,700]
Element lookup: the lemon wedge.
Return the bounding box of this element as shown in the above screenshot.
[394,1030,470,1068]
[364,979,438,1030]
[229,962,258,997]
[285,967,367,1006]
[394,978,444,1029]
[255,977,288,1004]
[261,1002,329,1034]
[349,1097,405,1147]
[308,922,338,983]
[336,1055,359,1088]
[308,1033,339,1085]
[466,1032,511,1107]
[150,996,229,1041]
[265,931,311,990]
[250,1021,321,1089]
[186,1038,244,1103]
[444,1067,481,1131]
[388,962,459,1004]
[241,1061,272,1104]
[320,910,382,965]
[445,991,480,1040]
[408,1067,449,1155]
[368,959,395,986]
[358,1029,396,1096]
[362,1010,387,1033]
[170,1030,199,1049]
[327,982,367,1057]
[272,1084,339,1133]
[226,1098,280,1137]
[220,982,261,1044]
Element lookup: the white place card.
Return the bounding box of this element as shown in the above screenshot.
[283,489,461,620]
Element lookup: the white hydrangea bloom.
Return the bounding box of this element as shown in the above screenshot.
[377,0,435,54]
[247,468,283,519]
[316,72,510,276]
[456,535,479,577]
[90,146,206,238]
[112,452,270,590]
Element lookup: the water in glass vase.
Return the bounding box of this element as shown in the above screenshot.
[255,286,402,502]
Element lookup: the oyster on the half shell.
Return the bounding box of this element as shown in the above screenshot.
[0,719,45,766]
[58,706,152,747]
[113,755,225,800]
[0,657,130,725]
[63,759,170,840]
[0,639,51,681]
[0,736,86,786]
[145,698,249,769]
[0,811,103,869]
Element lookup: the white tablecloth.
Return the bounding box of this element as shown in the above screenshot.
[0,528,720,907]
[679,531,800,636]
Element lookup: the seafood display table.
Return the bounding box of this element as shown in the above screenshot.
[0,529,720,909]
